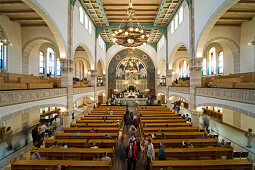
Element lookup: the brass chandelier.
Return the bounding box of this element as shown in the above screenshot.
[112,0,149,47]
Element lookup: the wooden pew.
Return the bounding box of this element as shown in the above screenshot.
[144,132,205,139]
[70,123,119,127]
[143,127,199,132]
[30,147,114,160]
[76,120,121,123]
[144,122,192,127]
[54,132,118,139]
[139,111,174,114]
[141,114,178,117]
[89,112,123,115]
[11,159,111,170]
[150,159,253,170]
[151,138,218,148]
[83,115,122,117]
[44,139,117,148]
[154,147,233,160]
[141,119,187,123]
[63,127,120,133]
[81,116,122,120]
[140,115,182,119]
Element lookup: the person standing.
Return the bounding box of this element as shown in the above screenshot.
[22,122,29,146]
[132,140,138,170]
[5,126,13,150]
[158,142,166,160]
[126,141,133,170]
[146,139,153,170]
[245,128,254,148]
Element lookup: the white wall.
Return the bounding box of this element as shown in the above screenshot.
[168,1,189,68]
[73,3,95,69]
[0,15,22,73]
[240,16,255,73]
[157,36,166,67]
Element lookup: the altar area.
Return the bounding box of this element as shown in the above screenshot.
[124,92,138,98]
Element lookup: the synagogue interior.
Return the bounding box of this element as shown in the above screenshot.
[0,0,255,169]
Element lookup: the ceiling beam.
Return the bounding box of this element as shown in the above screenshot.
[21,24,48,27]
[10,17,43,22]
[107,14,154,17]
[154,0,167,26]
[215,23,241,27]
[103,3,160,7]
[226,10,255,15]
[218,17,251,22]
[105,9,158,12]
[0,10,36,15]
[0,1,23,5]
[238,0,255,4]
[96,0,109,26]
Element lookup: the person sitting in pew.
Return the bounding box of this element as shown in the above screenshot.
[51,141,60,148]
[218,139,228,147]
[84,139,90,148]
[89,128,95,133]
[105,133,111,139]
[93,154,101,161]
[101,152,111,161]
[180,141,188,148]
[109,109,113,115]
[187,142,193,148]
[91,142,99,149]
[85,123,88,127]
[160,133,166,139]
[96,129,100,133]
[56,164,70,170]
[30,149,41,160]
[60,142,68,148]
[100,141,105,148]
[185,114,191,122]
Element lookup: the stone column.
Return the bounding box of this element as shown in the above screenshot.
[89,70,97,87]
[102,74,106,86]
[61,2,74,127]
[166,70,173,87]
[188,2,202,127]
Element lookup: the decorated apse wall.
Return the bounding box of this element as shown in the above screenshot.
[108,49,156,96]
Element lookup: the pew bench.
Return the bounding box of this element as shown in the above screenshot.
[76,120,122,123]
[70,123,119,127]
[30,147,114,160]
[63,127,120,133]
[11,159,111,170]
[81,116,122,120]
[154,147,233,160]
[140,115,182,119]
[44,139,117,148]
[141,119,186,123]
[54,132,118,139]
[150,159,253,170]
[151,138,218,148]
[143,132,205,139]
[144,122,192,127]
[143,127,199,132]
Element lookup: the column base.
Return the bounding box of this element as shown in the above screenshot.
[62,111,72,127]
[189,109,201,128]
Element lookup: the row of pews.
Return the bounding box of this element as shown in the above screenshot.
[0,73,61,90]
[137,106,253,170]
[201,72,255,89]
[11,106,126,170]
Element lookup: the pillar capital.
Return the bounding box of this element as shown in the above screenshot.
[60,59,74,72]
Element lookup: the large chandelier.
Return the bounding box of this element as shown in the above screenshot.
[112,0,149,47]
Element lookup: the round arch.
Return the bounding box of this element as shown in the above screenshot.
[169,43,189,70]
[22,0,66,58]
[97,59,106,76]
[74,43,94,70]
[108,49,156,97]
[204,37,240,73]
[195,0,239,59]
[22,37,58,74]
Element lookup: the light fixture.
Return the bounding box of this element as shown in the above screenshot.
[248,40,255,46]
[111,0,148,48]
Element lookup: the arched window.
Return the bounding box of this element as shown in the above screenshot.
[202,58,206,76]
[218,51,223,74]
[174,14,178,30]
[179,6,184,24]
[183,60,187,78]
[85,14,88,30]
[171,21,174,34]
[208,47,216,75]
[88,20,92,34]
[56,58,61,76]
[39,51,45,74]
[47,48,55,75]
[79,7,84,24]
[0,42,7,70]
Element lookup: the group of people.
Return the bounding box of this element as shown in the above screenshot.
[115,133,166,170]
